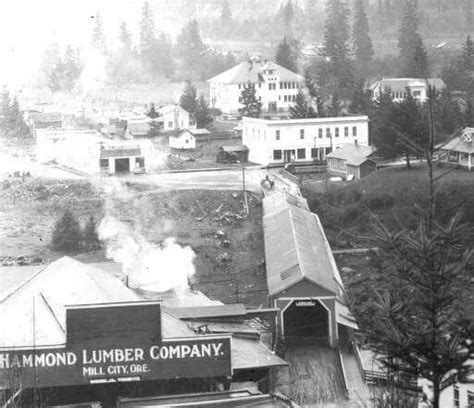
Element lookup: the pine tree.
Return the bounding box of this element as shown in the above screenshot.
[82,215,100,250]
[194,95,213,129]
[179,80,198,115]
[348,212,473,408]
[352,0,374,65]
[326,94,341,117]
[349,80,373,115]
[408,37,429,78]
[62,46,83,92]
[460,35,474,96]
[290,90,317,118]
[282,0,295,35]
[177,20,206,72]
[320,0,355,97]
[465,99,474,127]
[0,87,11,127]
[275,37,298,73]
[398,0,422,77]
[51,210,83,252]
[91,11,107,53]
[139,1,157,60]
[238,82,262,118]
[119,21,133,53]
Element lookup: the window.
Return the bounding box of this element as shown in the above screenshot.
[189,120,195,126]
[284,95,287,102]
[454,386,459,407]
[344,127,349,137]
[468,391,474,406]
[300,129,305,139]
[273,150,282,160]
[168,121,173,128]
[413,90,421,97]
[185,139,189,144]
[276,130,280,140]
[318,128,323,138]
[311,148,318,158]
[325,147,332,155]
[326,128,331,138]
[292,95,296,102]
[297,148,306,159]
[335,128,339,137]
[352,126,357,137]
[135,157,145,168]
[280,82,283,89]
[100,158,109,169]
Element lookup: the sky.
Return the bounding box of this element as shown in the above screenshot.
[0,0,168,88]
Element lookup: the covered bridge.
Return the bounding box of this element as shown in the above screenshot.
[262,192,355,347]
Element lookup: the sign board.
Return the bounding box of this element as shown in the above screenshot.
[0,302,231,389]
[295,300,317,307]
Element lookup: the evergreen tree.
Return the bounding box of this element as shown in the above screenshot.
[139,1,157,61]
[146,103,159,119]
[433,89,464,135]
[348,212,473,408]
[194,95,213,129]
[82,215,100,250]
[398,0,422,77]
[62,46,83,92]
[282,0,295,35]
[462,0,473,32]
[238,82,262,118]
[304,70,318,99]
[408,37,429,78]
[352,0,374,65]
[0,87,11,127]
[176,20,207,75]
[349,80,373,115]
[460,35,474,96]
[290,90,317,118]
[320,0,355,97]
[275,37,298,73]
[51,210,83,252]
[326,94,342,117]
[119,21,133,52]
[91,11,107,52]
[465,99,474,127]
[220,0,233,38]
[179,80,198,114]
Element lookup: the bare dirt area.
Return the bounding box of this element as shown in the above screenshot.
[0,177,267,307]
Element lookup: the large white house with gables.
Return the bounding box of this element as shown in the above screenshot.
[242,116,370,165]
[207,58,304,117]
[369,78,446,103]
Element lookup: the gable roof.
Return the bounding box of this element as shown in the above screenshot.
[263,200,339,296]
[207,60,304,84]
[436,127,474,154]
[184,128,211,136]
[371,78,446,93]
[157,104,190,116]
[327,144,376,166]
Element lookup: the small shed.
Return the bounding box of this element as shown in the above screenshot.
[169,129,197,149]
[326,144,376,180]
[216,145,249,163]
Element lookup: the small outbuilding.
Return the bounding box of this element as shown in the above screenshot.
[326,143,376,180]
[216,145,249,164]
[169,129,197,150]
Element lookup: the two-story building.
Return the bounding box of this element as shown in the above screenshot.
[369,78,446,103]
[207,58,304,117]
[156,104,196,131]
[242,116,370,166]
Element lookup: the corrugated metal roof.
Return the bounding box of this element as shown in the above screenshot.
[207,60,303,84]
[263,202,339,296]
[327,144,375,166]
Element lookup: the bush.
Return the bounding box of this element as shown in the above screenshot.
[82,214,100,250]
[51,210,83,252]
[365,193,395,211]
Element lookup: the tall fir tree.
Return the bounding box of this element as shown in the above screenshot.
[320,0,355,97]
[275,37,298,73]
[398,0,422,77]
[139,1,157,60]
[238,83,262,118]
[62,46,83,92]
[1,87,11,127]
[179,80,198,115]
[91,11,107,53]
[290,90,317,118]
[352,0,374,65]
[119,21,133,53]
[194,95,213,129]
[177,20,207,78]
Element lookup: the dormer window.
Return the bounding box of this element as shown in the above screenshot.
[462,132,472,143]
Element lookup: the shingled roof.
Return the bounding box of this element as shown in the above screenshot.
[437,128,474,154]
[207,60,304,84]
[326,144,376,166]
[371,77,446,93]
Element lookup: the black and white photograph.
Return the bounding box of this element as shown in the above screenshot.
[0,0,473,407]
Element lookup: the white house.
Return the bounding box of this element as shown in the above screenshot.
[370,78,446,103]
[157,104,196,131]
[436,127,474,170]
[36,129,154,175]
[169,129,197,150]
[207,58,304,116]
[242,116,370,166]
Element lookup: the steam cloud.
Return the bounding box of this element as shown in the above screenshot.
[97,180,196,294]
